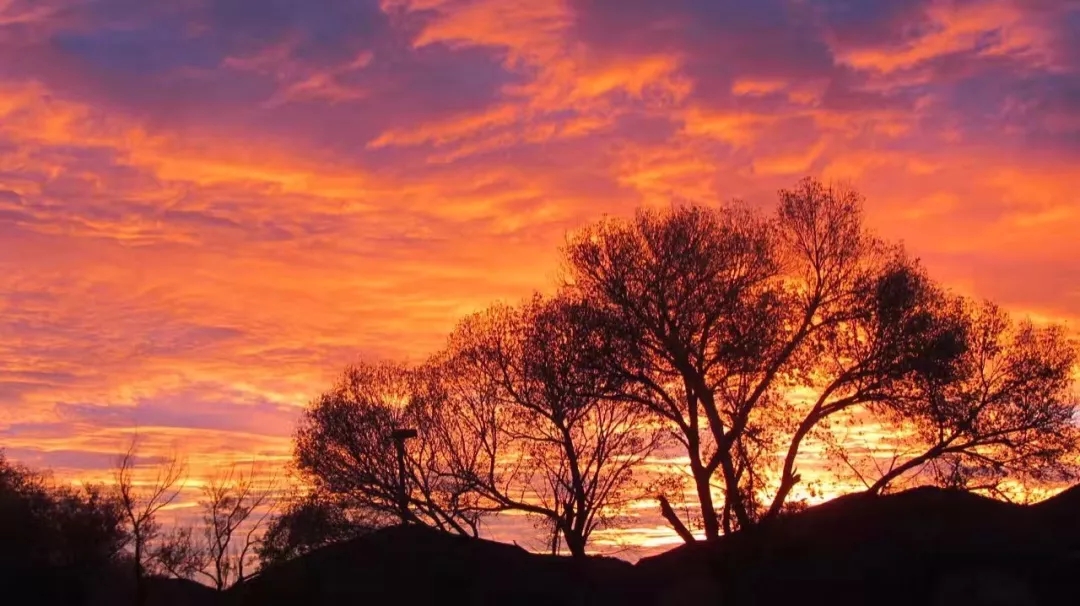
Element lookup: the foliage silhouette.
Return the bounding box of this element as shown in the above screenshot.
[561,178,1077,538]
[864,301,1079,495]
[293,291,666,557]
[294,360,488,536]
[0,451,128,603]
[439,293,665,556]
[258,489,377,567]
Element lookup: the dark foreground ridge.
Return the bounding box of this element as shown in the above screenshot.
[62,485,1080,605]
[634,485,1080,605]
[231,524,636,606]
[227,485,1079,606]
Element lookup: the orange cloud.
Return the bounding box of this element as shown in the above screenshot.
[681,106,778,148]
[835,0,1059,73]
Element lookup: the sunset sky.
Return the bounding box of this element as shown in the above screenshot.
[2,0,1079,556]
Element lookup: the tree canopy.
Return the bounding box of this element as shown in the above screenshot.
[0,452,129,602]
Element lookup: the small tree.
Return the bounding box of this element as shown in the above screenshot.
[148,463,277,590]
[152,526,205,581]
[440,294,664,557]
[294,361,484,536]
[196,462,277,589]
[115,438,186,605]
[258,490,377,567]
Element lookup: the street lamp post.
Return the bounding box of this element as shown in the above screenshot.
[391,427,418,524]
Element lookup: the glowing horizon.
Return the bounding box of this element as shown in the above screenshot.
[2,0,1078,558]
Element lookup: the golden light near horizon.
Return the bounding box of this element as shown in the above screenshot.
[2,0,1079,558]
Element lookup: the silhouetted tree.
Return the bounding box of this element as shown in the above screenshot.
[151,525,206,581]
[761,257,968,520]
[115,439,186,605]
[863,301,1079,494]
[258,490,377,567]
[196,462,277,589]
[148,462,277,590]
[0,452,128,602]
[439,294,664,557]
[563,178,1077,539]
[294,361,485,537]
[565,197,788,537]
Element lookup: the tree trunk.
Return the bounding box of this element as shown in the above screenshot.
[564,530,587,559]
[134,537,146,606]
[717,447,751,531]
[690,458,720,540]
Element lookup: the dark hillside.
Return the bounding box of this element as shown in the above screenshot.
[221,485,1079,606]
[638,486,1075,605]
[230,524,636,606]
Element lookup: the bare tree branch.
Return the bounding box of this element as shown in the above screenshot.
[114,436,187,605]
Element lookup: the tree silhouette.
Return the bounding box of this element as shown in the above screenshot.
[258,490,376,567]
[197,462,277,589]
[0,452,128,602]
[863,301,1078,494]
[563,178,1077,539]
[438,293,664,557]
[564,200,780,537]
[152,525,205,581]
[294,361,486,536]
[148,462,277,590]
[115,438,186,605]
[761,257,968,520]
